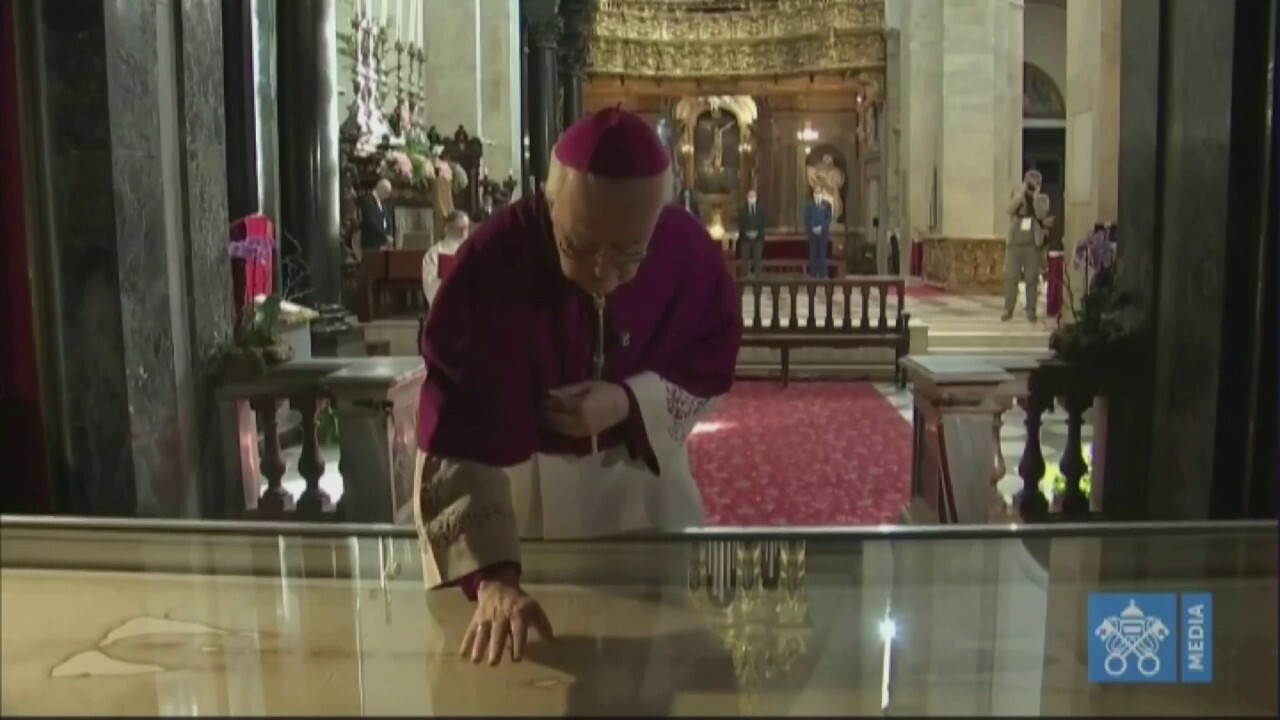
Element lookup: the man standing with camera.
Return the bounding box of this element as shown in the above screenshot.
[1002,169,1052,321]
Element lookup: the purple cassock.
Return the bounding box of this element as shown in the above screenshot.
[417,193,741,468]
[412,107,742,598]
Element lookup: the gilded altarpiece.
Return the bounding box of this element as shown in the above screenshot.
[675,96,758,243]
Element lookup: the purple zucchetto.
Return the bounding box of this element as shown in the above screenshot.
[552,107,671,179]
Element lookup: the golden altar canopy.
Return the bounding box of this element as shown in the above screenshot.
[588,0,886,87]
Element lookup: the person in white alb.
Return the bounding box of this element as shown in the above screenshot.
[421,210,471,306]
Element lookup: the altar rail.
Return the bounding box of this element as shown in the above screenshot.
[1014,360,1099,522]
[900,354,1100,526]
[739,276,910,386]
[218,357,425,524]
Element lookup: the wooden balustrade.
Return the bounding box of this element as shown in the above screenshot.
[218,357,426,523]
[739,276,910,386]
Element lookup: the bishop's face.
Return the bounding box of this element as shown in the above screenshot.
[550,180,664,296]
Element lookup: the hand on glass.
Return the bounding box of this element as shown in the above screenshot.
[461,574,554,665]
[542,381,629,437]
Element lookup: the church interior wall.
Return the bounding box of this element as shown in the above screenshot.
[1024,0,1067,106]
[334,0,522,182]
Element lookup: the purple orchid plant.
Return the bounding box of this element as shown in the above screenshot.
[1052,225,1135,372]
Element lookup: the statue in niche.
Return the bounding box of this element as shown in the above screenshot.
[807,153,846,224]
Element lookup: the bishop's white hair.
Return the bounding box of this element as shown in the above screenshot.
[544,150,675,206]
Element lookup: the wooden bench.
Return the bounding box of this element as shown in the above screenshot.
[725,257,846,279]
[739,276,911,387]
[356,249,427,320]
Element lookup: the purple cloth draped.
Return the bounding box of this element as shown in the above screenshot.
[417,192,742,466]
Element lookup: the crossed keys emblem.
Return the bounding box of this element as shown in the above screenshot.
[1094,599,1172,677]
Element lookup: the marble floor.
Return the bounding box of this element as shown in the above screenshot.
[1,522,1275,717]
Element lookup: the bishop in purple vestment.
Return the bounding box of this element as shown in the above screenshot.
[413,108,742,666]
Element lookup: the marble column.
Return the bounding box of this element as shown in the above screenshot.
[938,0,1015,239]
[277,0,342,307]
[1103,0,1275,520]
[223,0,257,220]
[1063,0,1121,301]
[523,1,561,189]
[901,0,942,240]
[22,0,233,516]
[420,0,522,183]
[559,0,592,128]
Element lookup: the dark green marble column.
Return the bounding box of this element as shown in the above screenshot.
[1104,0,1275,520]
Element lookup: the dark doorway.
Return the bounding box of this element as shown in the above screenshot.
[1023,126,1066,249]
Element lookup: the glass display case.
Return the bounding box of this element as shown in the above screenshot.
[1,518,1275,717]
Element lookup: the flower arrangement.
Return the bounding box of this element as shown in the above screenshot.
[1048,226,1138,375]
[380,141,467,193]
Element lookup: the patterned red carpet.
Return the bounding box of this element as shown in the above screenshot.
[904,283,950,301]
[688,381,912,526]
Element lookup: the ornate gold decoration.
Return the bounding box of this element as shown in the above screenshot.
[688,541,812,701]
[674,95,758,244]
[588,0,885,81]
[923,236,1006,292]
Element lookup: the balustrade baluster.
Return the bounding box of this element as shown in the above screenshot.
[859,285,871,330]
[806,282,817,329]
[1016,376,1052,521]
[250,396,294,517]
[824,283,835,329]
[751,284,763,329]
[770,284,781,328]
[841,285,853,328]
[291,392,333,519]
[1058,392,1091,519]
[877,285,889,330]
[787,281,799,329]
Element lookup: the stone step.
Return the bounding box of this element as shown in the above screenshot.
[926,329,1050,350]
[924,345,1049,355]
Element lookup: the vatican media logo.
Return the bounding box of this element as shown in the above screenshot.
[1087,593,1213,684]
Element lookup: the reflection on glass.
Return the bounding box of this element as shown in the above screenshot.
[0,521,1275,717]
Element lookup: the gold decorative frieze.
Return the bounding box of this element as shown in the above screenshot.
[588,0,886,79]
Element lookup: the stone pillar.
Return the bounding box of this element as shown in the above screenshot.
[523,1,561,189]
[939,0,1006,238]
[1063,0,1121,279]
[1006,0,1024,205]
[222,0,281,227]
[898,0,1020,290]
[559,0,592,128]
[20,0,233,516]
[277,0,342,306]
[1103,0,1274,520]
[419,0,522,184]
[901,0,942,240]
[883,28,903,271]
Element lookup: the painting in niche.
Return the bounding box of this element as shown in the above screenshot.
[1023,62,1066,120]
[693,109,740,195]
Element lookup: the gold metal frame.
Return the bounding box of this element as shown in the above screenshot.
[588,0,886,80]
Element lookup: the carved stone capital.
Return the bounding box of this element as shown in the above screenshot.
[527,15,562,49]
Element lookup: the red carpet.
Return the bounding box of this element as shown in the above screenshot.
[905,283,949,301]
[688,381,912,526]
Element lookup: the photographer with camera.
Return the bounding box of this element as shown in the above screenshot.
[1002,169,1052,322]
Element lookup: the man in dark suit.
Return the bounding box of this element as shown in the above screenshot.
[358,178,396,255]
[736,189,766,278]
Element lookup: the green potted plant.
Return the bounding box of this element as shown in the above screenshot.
[220,294,295,383]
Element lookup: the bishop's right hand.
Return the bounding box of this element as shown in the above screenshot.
[461,575,555,665]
